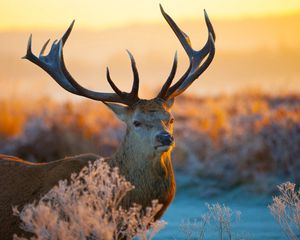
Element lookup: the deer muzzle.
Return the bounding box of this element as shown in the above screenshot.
[155,131,174,149]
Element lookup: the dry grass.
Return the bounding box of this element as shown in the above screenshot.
[1,91,299,194]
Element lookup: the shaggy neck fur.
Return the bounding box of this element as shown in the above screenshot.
[112,133,175,218]
[113,133,173,178]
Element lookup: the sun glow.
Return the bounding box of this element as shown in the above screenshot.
[1,0,300,30]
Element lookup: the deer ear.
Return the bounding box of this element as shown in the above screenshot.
[165,98,175,109]
[104,102,128,122]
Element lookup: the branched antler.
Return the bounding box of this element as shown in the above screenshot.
[157,5,216,100]
[23,5,215,104]
[23,21,140,106]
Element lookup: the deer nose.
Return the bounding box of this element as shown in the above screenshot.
[156,131,174,146]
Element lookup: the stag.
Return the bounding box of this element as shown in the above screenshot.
[0,5,215,239]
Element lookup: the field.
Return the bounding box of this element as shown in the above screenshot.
[1,93,300,191]
[1,6,300,239]
[1,92,299,238]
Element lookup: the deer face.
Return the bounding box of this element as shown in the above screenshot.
[106,98,175,156]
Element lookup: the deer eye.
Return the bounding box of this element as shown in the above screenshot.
[133,120,142,127]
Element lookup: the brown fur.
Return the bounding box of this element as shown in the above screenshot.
[0,99,176,239]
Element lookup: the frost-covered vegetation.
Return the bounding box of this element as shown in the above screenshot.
[13,159,165,240]
[179,203,246,240]
[269,182,300,240]
[1,92,300,239]
[175,182,300,240]
[1,92,299,195]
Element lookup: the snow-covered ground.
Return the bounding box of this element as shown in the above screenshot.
[156,180,284,239]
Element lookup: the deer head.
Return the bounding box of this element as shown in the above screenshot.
[22,5,215,159]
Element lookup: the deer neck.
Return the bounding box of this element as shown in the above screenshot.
[112,134,174,178]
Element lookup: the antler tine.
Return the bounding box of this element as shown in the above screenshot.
[61,20,75,46]
[39,39,50,57]
[159,6,216,100]
[126,50,139,100]
[106,67,124,97]
[22,34,39,64]
[23,21,141,106]
[157,51,178,99]
[160,4,193,56]
[204,10,216,41]
[22,34,32,59]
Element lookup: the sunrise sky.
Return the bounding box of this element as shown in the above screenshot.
[1,0,300,99]
[1,0,300,30]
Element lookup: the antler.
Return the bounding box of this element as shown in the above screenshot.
[157,5,216,100]
[23,5,215,105]
[23,21,140,106]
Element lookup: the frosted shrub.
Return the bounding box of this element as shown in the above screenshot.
[180,214,210,240]
[206,203,241,240]
[13,159,165,240]
[179,203,246,240]
[269,182,300,240]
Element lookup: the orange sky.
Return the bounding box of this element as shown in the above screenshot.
[1,0,300,30]
[1,0,300,99]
